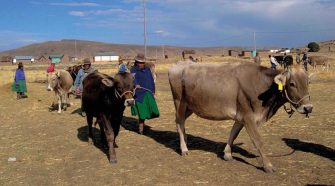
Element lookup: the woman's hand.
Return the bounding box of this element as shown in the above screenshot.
[135,85,141,88]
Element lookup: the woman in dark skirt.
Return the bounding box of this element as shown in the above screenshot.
[130,53,160,134]
[12,62,27,99]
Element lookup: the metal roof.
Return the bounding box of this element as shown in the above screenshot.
[49,55,64,58]
[95,52,118,56]
[14,56,33,60]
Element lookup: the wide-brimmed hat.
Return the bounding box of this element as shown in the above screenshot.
[134,53,146,63]
[83,58,91,65]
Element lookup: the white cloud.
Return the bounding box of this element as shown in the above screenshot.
[154,30,170,37]
[69,11,86,17]
[49,2,100,7]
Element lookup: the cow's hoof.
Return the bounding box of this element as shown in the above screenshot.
[223,154,234,161]
[57,111,61,114]
[264,165,276,173]
[88,139,93,145]
[110,159,117,164]
[181,151,189,156]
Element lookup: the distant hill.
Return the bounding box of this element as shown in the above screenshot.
[0,39,229,59]
[1,39,333,60]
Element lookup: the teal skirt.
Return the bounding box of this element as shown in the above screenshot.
[12,80,27,93]
[131,92,160,120]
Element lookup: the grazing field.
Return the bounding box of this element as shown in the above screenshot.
[0,57,334,185]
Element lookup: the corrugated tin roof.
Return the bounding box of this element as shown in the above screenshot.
[95,52,118,56]
[14,56,33,60]
[49,55,64,58]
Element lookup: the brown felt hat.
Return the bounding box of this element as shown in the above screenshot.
[134,53,146,63]
[83,58,91,65]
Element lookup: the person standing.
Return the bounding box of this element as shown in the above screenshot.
[118,57,128,73]
[130,53,160,134]
[254,53,261,65]
[12,62,27,99]
[74,58,97,116]
[269,55,279,70]
[302,52,308,71]
[46,62,55,90]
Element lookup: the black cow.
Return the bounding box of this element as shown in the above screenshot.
[274,55,293,70]
[82,72,135,163]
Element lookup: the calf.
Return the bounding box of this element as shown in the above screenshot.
[82,72,135,163]
[49,70,73,113]
[308,56,330,71]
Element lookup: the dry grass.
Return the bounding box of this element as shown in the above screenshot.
[0,56,334,185]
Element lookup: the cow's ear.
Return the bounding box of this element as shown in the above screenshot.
[101,78,114,87]
[56,71,61,78]
[274,73,287,91]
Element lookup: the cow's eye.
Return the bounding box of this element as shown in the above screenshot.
[290,82,296,87]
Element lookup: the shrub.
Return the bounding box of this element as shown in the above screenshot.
[307,42,320,52]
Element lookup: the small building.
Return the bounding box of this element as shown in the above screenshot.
[49,55,64,64]
[0,56,13,63]
[279,48,290,54]
[94,52,119,62]
[241,50,252,58]
[269,49,280,53]
[13,56,34,64]
[36,55,49,63]
[182,50,196,59]
[256,50,271,57]
[228,50,239,57]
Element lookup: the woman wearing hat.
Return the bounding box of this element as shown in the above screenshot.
[74,58,96,94]
[130,53,160,134]
[12,62,27,99]
[74,58,97,116]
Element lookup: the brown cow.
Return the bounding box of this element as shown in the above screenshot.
[82,72,135,163]
[308,56,330,71]
[168,63,313,173]
[48,70,73,113]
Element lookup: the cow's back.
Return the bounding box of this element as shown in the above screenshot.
[58,70,73,92]
[309,56,328,65]
[82,72,118,116]
[170,62,277,121]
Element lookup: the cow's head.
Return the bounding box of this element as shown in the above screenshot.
[49,71,61,90]
[46,72,58,91]
[102,72,135,107]
[274,65,313,115]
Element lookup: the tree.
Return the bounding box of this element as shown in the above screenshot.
[307,42,320,52]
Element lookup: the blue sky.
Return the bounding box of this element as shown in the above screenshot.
[0,0,334,51]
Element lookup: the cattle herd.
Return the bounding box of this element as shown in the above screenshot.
[43,58,318,173]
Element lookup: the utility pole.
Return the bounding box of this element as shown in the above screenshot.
[143,0,147,58]
[162,45,165,58]
[74,39,77,61]
[253,31,256,52]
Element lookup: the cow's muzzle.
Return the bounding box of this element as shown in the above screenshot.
[297,104,313,114]
[124,98,135,107]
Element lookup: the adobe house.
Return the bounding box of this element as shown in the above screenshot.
[36,55,49,63]
[228,50,239,57]
[182,50,196,60]
[241,50,252,58]
[0,55,13,63]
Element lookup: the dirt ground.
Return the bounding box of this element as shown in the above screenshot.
[0,61,334,186]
